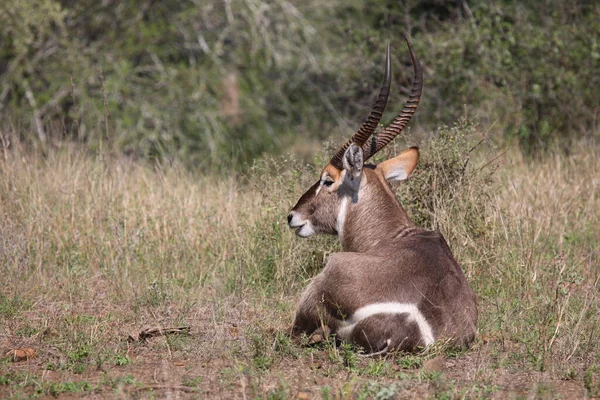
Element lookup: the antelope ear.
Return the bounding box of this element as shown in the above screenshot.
[377,147,419,182]
[343,143,364,182]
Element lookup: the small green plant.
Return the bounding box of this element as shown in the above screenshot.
[340,342,359,371]
[72,363,87,374]
[15,325,38,337]
[114,354,130,366]
[273,332,298,358]
[66,345,90,363]
[265,381,290,400]
[103,374,137,389]
[364,359,391,377]
[584,365,600,397]
[0,374,11,385]
[250,332,273,371]
[396,354,424,370]
[321,386,332,400]
[358,381,399,400]
[182,376,202,387]
[64,314,97,325]
[253,355,272,371]
[48,381,93,396]
[0,294,28,318]
[326,341,359,371]
[420,368,443,383]
[63,343,92,374]
[469,384,499,397]
[218,367,237,386]
[563,367,577,380]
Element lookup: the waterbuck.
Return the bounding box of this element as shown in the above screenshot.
[287,39,477,354]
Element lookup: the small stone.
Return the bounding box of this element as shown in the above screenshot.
[297,390,313,399]
[422,355,445,373]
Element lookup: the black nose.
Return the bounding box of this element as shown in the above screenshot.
[287,214,292,224]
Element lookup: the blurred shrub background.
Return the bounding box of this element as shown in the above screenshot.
[1,0,598,168]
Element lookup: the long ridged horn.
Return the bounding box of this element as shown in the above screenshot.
[362,37,422,161]
[329,43,392,170]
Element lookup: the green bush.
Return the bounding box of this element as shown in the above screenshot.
[1,1,597,165]
[394,119,493,236]
[326,1,600,153]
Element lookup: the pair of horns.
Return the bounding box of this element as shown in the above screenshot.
[329,37,423,170]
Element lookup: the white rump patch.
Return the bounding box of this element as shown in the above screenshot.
[337,302,435,347]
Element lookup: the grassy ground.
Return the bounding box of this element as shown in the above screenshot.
[1,128,599,399]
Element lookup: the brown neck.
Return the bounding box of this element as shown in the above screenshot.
[340,170,414,253]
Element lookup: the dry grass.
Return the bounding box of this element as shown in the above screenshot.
[0,132,599,398]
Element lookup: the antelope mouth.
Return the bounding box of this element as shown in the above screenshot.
[293,224,307,236]
[288,212,315,237]
[294,224,315,238]
[289,221,306,235]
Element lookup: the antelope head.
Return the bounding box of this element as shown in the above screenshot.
[287,38,423,250]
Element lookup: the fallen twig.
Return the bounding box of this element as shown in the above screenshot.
[135,385,201,393]
[128,326,191,342]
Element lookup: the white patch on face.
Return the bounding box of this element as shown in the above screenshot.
[336,302,435,347]
[296,222,316,237]
[287,211,305,228]
[336,196,349,241]
[288,211,316,237]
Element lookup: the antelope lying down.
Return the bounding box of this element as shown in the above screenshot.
[287,39,477,354]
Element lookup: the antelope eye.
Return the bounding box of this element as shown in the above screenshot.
[323,179,334,187]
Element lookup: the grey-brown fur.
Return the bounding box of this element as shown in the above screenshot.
[288,150,477,354]
[350,314,424,353]
[288,41,476,353]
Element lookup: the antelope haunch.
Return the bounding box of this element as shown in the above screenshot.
[287,39,477,354]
